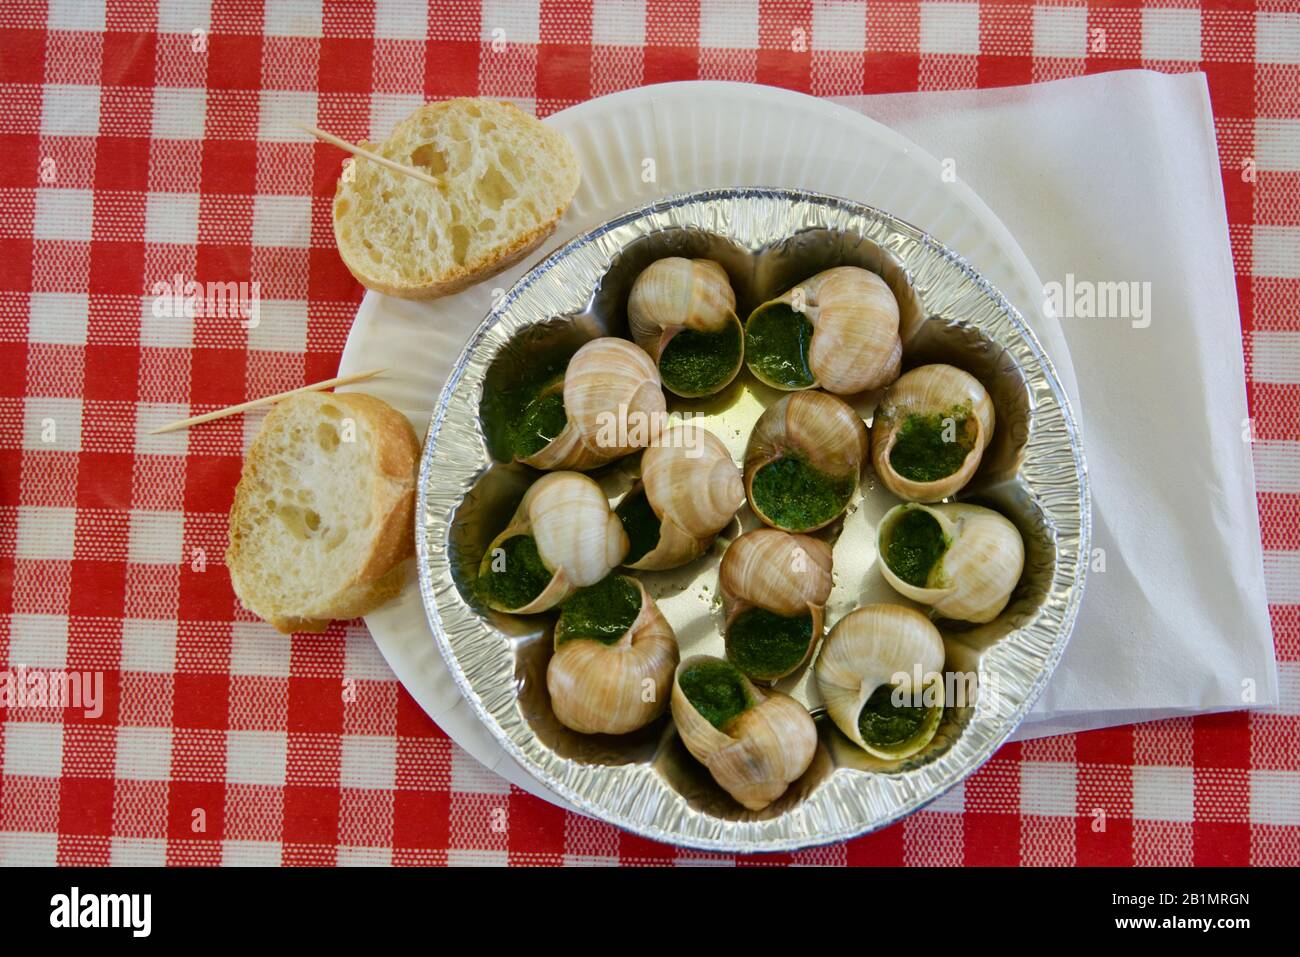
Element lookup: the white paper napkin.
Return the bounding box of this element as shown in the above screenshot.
[835,70,1278,739]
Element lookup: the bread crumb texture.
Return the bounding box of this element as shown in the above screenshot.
[332,98,581,298]
[226,392,420,633]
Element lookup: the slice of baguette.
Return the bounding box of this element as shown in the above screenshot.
[226,391,421,634]
[332,97,581,299]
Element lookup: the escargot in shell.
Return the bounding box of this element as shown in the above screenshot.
[671,655,817,811]
[744,266,901,394]
[547,575,679,735]
[627,257,744,398]
[815,604,946,760]
[719,528,833,682]
[876,502,1024,624]
[511,337,667,471]
[744,390,868,533]
[478,471,627,614]
[617,425,744,571]
[871,363,995,502]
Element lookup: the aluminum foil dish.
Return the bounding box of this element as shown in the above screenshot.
[415,188,1090,852]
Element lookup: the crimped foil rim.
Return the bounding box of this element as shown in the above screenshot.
[415,187,1091,853]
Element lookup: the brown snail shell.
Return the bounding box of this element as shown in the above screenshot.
[876,502,1024,623]
[623,425,744,571]
[814,604,945,760]
[718,528,833,682]
[671,655,817,811]
[479,471,628,614]
[547,578,679,735]
[627,257,744,398]
[870,364,995,502]
[744,390,868,533]
[518,337,666,471]
[745,266,901,394]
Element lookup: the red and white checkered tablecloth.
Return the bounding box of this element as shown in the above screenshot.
[0,0,1296,867]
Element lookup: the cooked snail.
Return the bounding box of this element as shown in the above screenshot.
[628,257,744,398]
[719,528,833,682]
[876,502,1024,623]
[745,266,901,394]
[478,471,628,614]
[547,575,679,734]
[814,604,945,760]
[617,425,745,571]
[871,364,995,502]
[744,390,868,533]
[513,337,667,470]
[671,655,817,810]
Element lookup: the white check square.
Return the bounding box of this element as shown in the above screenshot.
[115,726,173,781]
[28,293,89,346]
[128,510,185,565]
[592,0,646,46]
[248,299,309,353]
[921,2,981,55]
[230,620,292,678]
[340,735,397,790]
[222,840,284,866]
[151,87,207,140]
[24,396,82,452]
[1142,8,1201,62]
[1033,5,1087,59]
[1020,761,1078,817]
[812,1,867,53]
[264,0,322,37]
[121,619,178,674]
[1132,765,1195,822]
[252,195,312,249]
[139,292,195,349]
[41,85,101,137]
[34,189,94,242]
[48,0,106,33]
[1256,13,1300,64]
[700,0,760,49]
[0,832,59,866]
[158,0,212,35]
[375,0,428,40]
[145,192,200,246]
[110,838,168,866]
[16,507,77,562]
[7,614,69,671]
[1250,770,1300,826]
[258,90,318,142]
[480,0,540,44]
[3,722,64,778]
[225,730,288,787]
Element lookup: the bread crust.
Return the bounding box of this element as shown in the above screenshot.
[225,391,421,634]
[330,97,580,300]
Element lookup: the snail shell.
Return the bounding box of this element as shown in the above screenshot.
[745,266,902,394]
[814,604,945,760]
[871,364,995,502]
[876,502,1024,623]
[627,257,744,398]
[547,577,679,735]
[744,390,869,533]
[519,337,667,471]
[719,528,833,681]
[622,425,745,571]
[479,471,628,614]
[671,655,817,811]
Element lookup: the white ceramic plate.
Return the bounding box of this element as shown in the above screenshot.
[336,81,1073,809]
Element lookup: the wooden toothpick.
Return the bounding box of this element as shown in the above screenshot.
[148,369,389,435]
[297,123,441,188]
